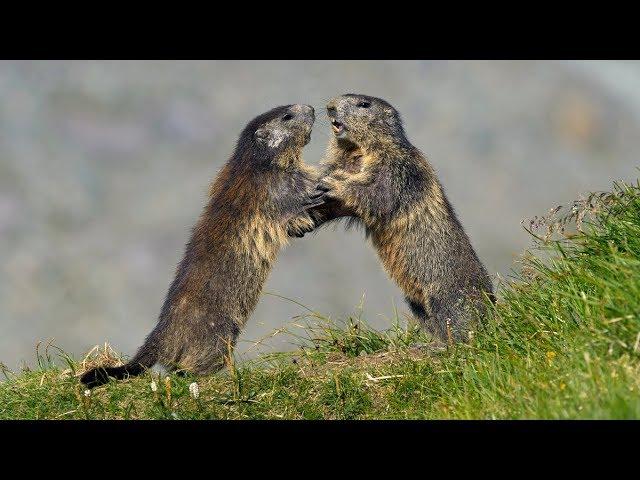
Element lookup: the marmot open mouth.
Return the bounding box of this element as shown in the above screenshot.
[331,119,345,135]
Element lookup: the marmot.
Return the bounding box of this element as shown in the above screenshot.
[308,94,494,343]
[81,104,321,388]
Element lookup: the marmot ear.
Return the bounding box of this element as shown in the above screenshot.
[255,127,270,142]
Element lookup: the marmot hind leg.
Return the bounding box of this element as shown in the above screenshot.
[406,296,471,345]
[429,296,478,344]
[170,348,227,376]
[160,323,238,376]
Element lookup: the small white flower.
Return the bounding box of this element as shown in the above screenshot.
[189,382,200,400]
[150,380,158,392]
[84,389,91,397]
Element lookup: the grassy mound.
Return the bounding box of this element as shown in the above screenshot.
[2,181,639,419]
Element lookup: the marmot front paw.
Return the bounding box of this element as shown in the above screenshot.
[286,212,317,238]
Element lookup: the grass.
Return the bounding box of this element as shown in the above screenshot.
[1,180,640,419]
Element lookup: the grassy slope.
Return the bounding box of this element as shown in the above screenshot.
[2,181,640,420]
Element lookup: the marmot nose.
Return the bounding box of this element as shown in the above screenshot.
[299,104,314,121]
[292,104,314,120]
[326,97,340,111]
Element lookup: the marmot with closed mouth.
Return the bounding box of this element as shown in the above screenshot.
[81,104,322,388]
[309,94,494,343]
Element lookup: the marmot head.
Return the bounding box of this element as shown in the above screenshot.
[326,94,405,148]
[235,104,315,169]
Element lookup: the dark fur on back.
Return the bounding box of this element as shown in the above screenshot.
[309,94,494,343]
[81,105,320,388]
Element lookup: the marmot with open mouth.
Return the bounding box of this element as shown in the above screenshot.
[309,94,494,343]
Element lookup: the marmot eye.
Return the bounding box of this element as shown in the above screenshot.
[282,113,293,121]
[357,101,371,108]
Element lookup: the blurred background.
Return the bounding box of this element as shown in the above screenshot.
[1,60,639,372]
